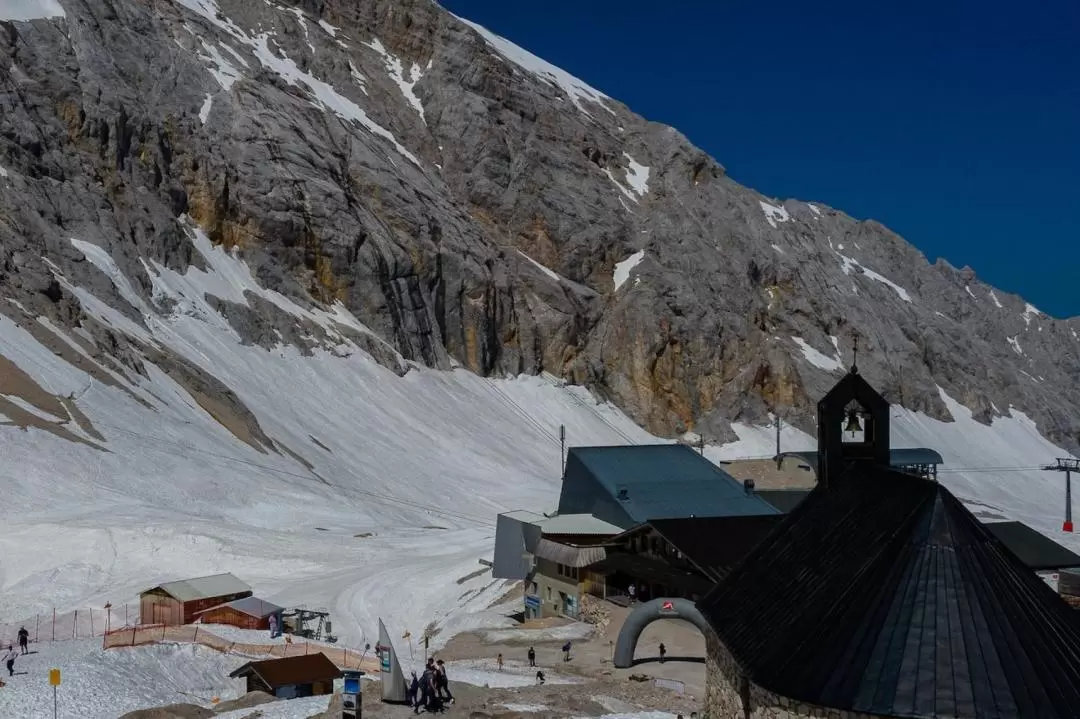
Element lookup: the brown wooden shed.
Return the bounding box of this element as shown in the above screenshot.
[139,573,252,626]
[193,596,284,630]
[229,654,342,699]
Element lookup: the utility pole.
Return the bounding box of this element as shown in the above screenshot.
[775,416,782,469]
[1042,458,1080,532]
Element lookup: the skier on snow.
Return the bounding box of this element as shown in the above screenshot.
[17,628,28,655]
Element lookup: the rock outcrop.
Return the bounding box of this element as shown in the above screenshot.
[1,0,1077,449]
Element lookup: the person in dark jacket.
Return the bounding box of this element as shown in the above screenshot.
[527,646,536,667]
[435,659,454,704]
[17,628,28,655]
[659,642,667,663]
[417,664,434,714]
[407,671,419,709]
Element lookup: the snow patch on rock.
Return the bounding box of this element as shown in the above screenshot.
[623,153,650,197]
[250,35,420,166]
[836,251,912,303]
[456,17,613,117]
[365,38,426,123]
[759,201,790,229]
[517,251,561,282]
[1023,303,1042,327]
[198,93,213,123]
[613,250,645,291]
[793,337,843,372]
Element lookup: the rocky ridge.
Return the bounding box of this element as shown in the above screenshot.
[1,0,1078,450]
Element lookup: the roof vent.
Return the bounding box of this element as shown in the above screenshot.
[743,478,756,495]
[616,485,630,502]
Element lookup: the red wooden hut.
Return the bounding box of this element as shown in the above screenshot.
[139,573,252,626]
[193,596,284,630]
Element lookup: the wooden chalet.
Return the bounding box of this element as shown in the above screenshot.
[139,573,252,626]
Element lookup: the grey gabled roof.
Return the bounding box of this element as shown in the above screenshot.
[195,596,284,619]
[778,447,945,468]
[537,513,623,535]
[144,572,251,602]
[984,521,1080,571]
[565,444,779,523]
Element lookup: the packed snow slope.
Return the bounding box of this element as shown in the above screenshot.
[0,0,1078,665]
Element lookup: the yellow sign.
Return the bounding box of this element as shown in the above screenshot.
[49,669,60,686]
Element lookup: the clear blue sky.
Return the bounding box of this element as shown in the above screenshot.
[442,0,1080,318]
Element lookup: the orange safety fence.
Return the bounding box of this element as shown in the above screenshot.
[101,624,381,673]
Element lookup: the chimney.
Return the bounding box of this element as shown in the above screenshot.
[743,478,756,496]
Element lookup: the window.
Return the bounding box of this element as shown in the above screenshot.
[546,586,552,600]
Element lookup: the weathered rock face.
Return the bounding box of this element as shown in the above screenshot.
[1,0,1078,449]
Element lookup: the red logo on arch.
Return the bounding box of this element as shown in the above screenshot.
[662,601,674,611]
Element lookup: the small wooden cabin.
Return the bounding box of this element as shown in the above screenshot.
[139,573,252,626]
[229,654,342,700]
[194,596,284,630]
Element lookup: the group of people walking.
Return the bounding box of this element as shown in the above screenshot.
[408,657,454,713]
[0,627,30,687]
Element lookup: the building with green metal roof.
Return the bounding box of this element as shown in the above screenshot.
[555,444,780,530]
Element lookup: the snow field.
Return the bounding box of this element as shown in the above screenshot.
[1,639,246,718]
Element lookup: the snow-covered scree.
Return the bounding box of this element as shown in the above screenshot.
[0,222,656,646]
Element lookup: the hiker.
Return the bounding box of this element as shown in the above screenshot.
[527,646,536,667]
[417,662,435,714]
[17,628,28,655]
[4,645,16,677]
[435,659,454,704]
[497,652,504,671]
[407,671,419,709]
[535,670,545,685]
[659,642,667,663]
[562,641,572,662]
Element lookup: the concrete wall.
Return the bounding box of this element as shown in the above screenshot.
[533,557,582,618]
[493,513,538,580]
[704,630,887,719]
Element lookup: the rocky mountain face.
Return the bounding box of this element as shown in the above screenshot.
[2,0,1078,450]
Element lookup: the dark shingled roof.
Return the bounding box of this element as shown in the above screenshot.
[984,521,1080,571]
[700,465,1080,719]
[644,515,783,581]
[229,654,342,688]
[754,488,813,513]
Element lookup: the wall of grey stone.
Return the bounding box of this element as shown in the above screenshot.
[704,629,890,719]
